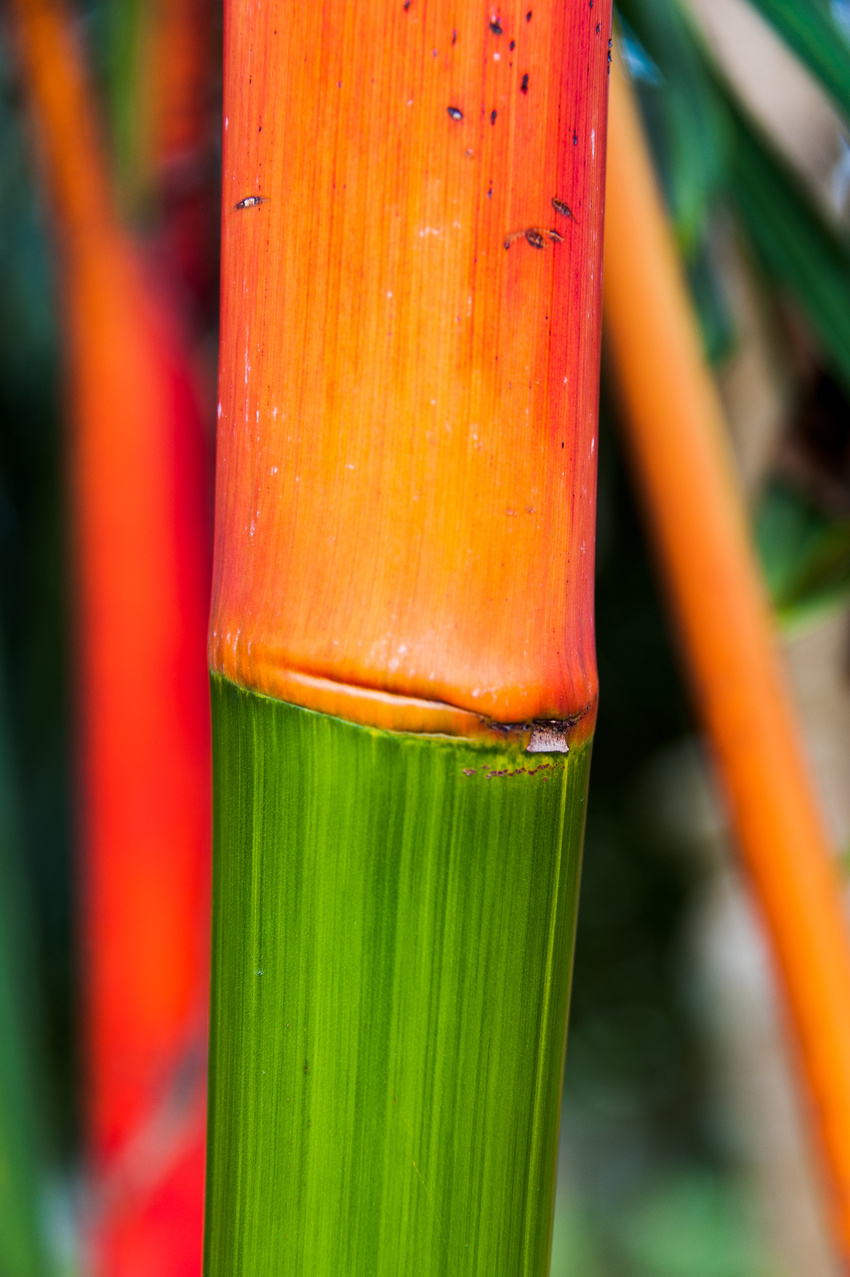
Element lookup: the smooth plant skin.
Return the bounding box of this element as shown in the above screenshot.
[205,676,591,1276]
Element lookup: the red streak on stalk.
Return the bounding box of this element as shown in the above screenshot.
[211,0,610,729]
[10,2,211,1272]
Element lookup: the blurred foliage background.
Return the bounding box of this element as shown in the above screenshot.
[2,0,850,1274]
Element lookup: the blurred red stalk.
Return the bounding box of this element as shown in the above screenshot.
[10,1,212,1272]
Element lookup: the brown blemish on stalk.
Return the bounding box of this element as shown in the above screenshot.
[447,105,463,121]
[520,73,529,93]
[489,20,503,35]
[234,195,267,210]
[490,109,497,124]
[504,227,561,250]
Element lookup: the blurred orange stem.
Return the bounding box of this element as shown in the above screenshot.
[605,54,850,1259]
[10,1,211,1273]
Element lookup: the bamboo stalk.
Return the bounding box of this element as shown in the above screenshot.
[604,53,850,1259]
[10,1,211,1271]
[207,1,611,1270]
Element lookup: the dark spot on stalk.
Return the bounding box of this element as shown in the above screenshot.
[521,72,529,93]
[452,29,457,44]
[404,0,411,8]
[489,20,503,35]
[596,22,600,32]
[525,228,545,248]
[234,195,267,210]
[447,106,463,120]
[304,1060,309,1074]
[526,9,532,20]
[510,39,516,50]
[487,186,493,197]
[490,109,497,124]
[462,768,477,776]
[561,441,565,448]
[573,131,578,145]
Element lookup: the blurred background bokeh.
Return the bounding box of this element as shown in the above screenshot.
[2,1,850,1274]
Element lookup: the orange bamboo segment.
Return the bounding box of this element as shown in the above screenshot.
[210,0,612,729]
[605,56,850,1258]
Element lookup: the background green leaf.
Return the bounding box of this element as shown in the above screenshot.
[747,0,850,122]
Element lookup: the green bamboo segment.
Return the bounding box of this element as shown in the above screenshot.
[204,675,592,1276]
